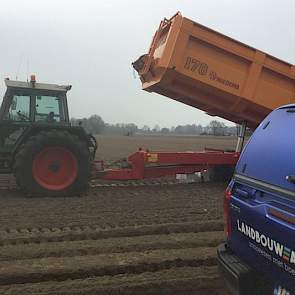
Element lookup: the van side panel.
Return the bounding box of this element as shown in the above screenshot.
[229,182,295,291]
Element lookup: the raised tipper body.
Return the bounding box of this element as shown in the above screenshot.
[133,13,295,128]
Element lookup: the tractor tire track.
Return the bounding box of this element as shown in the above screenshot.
[0,247,218,285]
[0,266,225,295]
[0,220,223,246]
[0,231,224,261]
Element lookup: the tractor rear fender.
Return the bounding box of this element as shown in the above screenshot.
[11,125,97,163]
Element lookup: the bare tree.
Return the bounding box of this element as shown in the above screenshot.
[207,120,226,136]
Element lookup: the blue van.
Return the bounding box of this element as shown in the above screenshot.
[218,105,295,295]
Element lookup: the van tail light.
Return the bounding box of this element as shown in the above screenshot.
[224,188,232,237]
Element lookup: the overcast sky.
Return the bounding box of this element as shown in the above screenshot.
[1,0,295,128]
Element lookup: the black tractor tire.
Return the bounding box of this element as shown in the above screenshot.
[14,130,90,197]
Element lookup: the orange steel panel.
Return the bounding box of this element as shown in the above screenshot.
[134,13,295,128]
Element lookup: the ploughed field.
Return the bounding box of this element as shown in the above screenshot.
[0,135,234,294]
[96,134,237,162]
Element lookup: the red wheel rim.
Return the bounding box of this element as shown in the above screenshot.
[32,147,78,191]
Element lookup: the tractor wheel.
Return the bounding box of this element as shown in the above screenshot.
[14,130,90,196]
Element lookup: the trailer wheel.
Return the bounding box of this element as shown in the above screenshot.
[14,130,90,196]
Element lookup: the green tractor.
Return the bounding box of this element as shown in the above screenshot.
[0,76,97,196]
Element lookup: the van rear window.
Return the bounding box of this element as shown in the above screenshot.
[236,108,295,192]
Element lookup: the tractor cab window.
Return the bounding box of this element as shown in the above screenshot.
[35,95,65,123]
[6,95,30,121]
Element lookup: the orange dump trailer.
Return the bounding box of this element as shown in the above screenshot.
[133,13,295,128]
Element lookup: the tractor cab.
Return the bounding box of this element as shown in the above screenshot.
[0,76,71,125]
[0,76,72,152]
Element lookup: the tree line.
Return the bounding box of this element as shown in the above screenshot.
[71,115,239,136]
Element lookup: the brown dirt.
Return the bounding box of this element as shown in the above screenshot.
[0,183,225,228]
[0,135,230,294]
